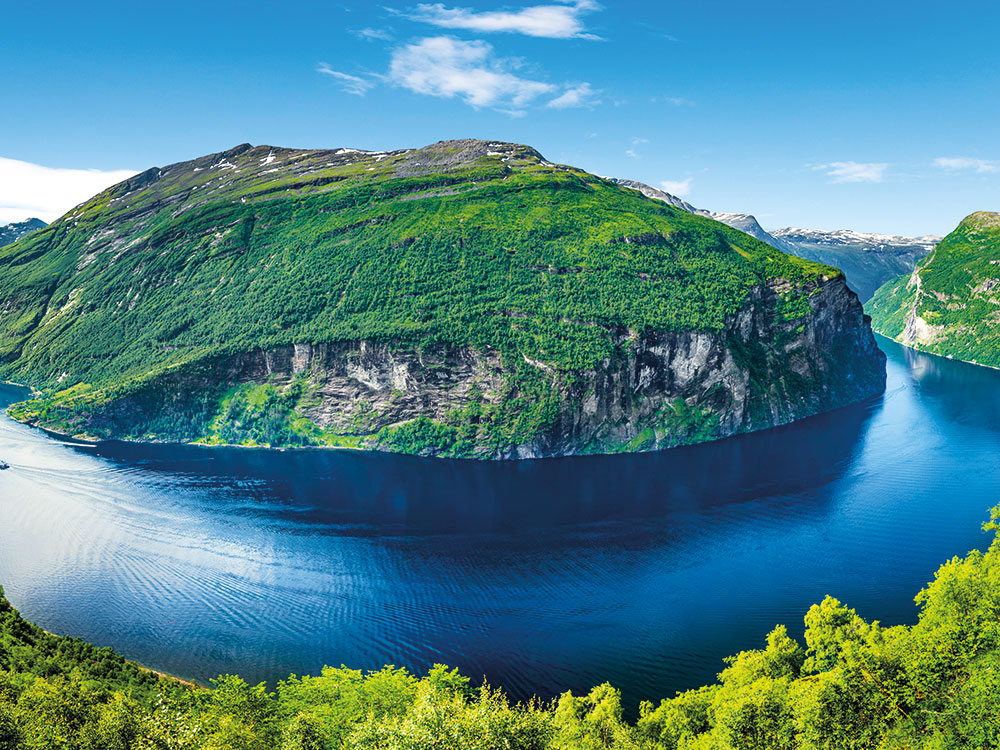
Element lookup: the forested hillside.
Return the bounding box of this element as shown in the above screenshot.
[868,211,1000,367]
[3,509,1000,748]
[0,140,884,458]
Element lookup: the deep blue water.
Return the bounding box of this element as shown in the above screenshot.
[1,335,999,711]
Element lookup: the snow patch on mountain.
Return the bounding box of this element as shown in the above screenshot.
[0,218,47,247]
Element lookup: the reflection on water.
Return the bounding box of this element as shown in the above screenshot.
[1,335,999,711]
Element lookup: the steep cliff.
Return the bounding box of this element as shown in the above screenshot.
[1,140,885,457]
[867,211,1000,368]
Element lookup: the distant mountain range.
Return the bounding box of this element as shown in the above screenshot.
[611,179,939,301]
[769,227,940,302]
[0,218,47,247]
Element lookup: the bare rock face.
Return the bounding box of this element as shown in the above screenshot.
[98,274,880,459]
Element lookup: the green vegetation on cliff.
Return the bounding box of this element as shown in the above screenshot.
[0,140,850,453]
[868,212,1000,367]
[3,508,1000,748]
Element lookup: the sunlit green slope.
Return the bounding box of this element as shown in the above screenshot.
[868,212,1000,367]
[0,140,883,456]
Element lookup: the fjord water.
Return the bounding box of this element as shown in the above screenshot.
[1,336,998,709]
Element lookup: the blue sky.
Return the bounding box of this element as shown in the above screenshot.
[2,0,998,235]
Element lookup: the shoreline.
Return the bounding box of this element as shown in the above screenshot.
[873,332,1000,372]
[3,381,890,463]
[34,623,206,690]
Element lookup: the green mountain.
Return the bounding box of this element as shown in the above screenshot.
[867,212,1000,367]
[3,509,1000,747]
[0,139,885,457]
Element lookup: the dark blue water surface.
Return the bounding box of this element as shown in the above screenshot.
[1,335,999,710]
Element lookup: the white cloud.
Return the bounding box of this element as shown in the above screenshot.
[547,82,599,109]
[813,161,887,183]
[660,178,691,196]
[933,156,998,173]
[625,148,638,159]
[389,36,557,111]
[317,63,377,95]
[406,0,601,39]
[630,136,648,145]
[352,27,394,41]
[0,156,136,224]
[648,95,692,106]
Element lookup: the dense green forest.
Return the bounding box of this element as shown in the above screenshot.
[0,140,852,455]
[3,507,1000,748]
[868,211,1000,367]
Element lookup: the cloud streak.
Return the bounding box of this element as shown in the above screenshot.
[933,157,997,173]
[317,63,377,95]
[352,27,394,41]
[406,1,601,39]
[547,82,599,109]
[813,161,887,183]
[0,156,136,224]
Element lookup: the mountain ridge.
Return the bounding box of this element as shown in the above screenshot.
[611,178,938,300]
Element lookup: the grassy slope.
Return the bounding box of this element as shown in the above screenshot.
[0,140,836,449]
[868,212,1000,367]
[2,510,1000,748]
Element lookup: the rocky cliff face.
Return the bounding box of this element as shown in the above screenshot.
[65,273,884,459]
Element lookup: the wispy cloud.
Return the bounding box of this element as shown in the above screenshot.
[660,178,691,196]
[547,82,600,109]
[812,161,887,183]
[405,0,601,39]
[352,27,394,41]
[625,149,638,159]
[933,156,998,173]
[389,36,600,114]
[0,156,137,224]
[316,63,377,95]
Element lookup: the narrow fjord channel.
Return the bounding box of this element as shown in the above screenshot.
[1,335,999,710]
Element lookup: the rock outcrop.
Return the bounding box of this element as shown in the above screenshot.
[61,275,883,459]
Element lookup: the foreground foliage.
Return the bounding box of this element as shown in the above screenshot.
[3,508,1000,748]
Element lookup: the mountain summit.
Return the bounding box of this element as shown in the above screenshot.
[0,139,885,457]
